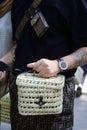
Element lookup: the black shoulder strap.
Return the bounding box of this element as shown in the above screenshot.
[15,0,42,40]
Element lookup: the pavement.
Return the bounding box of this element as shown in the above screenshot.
[73,94,87,130]
[0,75,87,130]
[73,75,87,130]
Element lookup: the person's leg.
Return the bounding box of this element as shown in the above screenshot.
[76,65,87,97]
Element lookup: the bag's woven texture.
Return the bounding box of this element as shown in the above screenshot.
[0,92,10,123]
[16,73,65,115]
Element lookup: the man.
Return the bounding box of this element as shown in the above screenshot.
[0,0,87,130]
[0,0,14,97]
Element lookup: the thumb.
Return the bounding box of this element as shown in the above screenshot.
[27,62,35,69]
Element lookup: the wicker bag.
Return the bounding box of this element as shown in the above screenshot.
[16,72,65,115]
[0,92,10,123]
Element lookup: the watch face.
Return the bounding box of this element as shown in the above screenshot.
[59,60,68,70]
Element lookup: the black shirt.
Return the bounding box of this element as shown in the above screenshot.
[11,0,87,77]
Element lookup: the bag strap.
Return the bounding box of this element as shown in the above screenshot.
[15,0,42,40]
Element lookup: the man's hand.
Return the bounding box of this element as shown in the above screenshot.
[0,71,6,82]
[0,70,10,98]
[27,58,60,78]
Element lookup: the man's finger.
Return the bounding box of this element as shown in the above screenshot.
[27,62,35,68]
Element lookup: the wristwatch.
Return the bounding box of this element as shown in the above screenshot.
[57,58,68,71]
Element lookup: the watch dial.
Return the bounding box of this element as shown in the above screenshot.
[60,61,68,70]
[61,61,67,67]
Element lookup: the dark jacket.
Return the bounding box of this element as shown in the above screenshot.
[11,0,87,77]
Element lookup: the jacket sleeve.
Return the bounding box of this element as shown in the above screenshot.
[56,0,87,50]
[70,0,87,49]
[76,0,87,48]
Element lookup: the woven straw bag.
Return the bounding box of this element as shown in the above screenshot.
[16,72,65,115]
[0,92,10,123]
